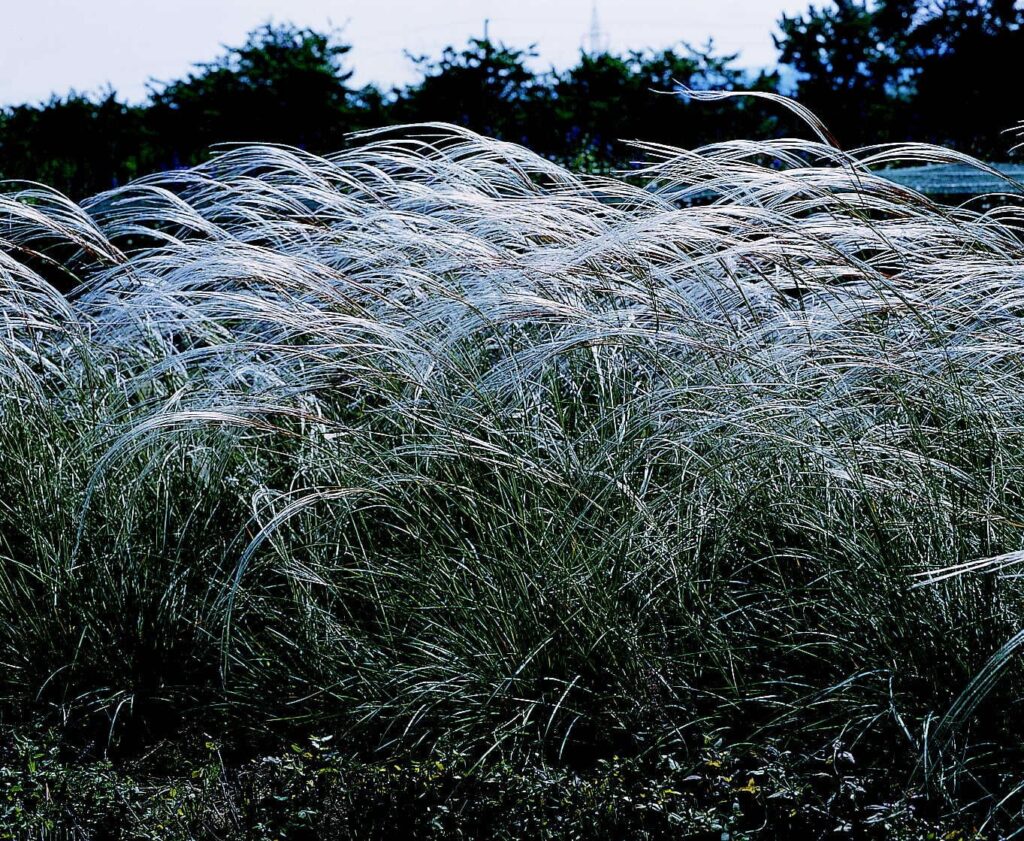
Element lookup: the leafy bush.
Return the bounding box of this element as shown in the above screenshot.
[0,727,969,839]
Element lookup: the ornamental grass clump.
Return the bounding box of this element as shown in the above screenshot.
[2,101,1024,817]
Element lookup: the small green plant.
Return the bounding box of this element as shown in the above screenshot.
[0,728,121,838]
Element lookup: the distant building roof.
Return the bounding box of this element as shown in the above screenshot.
[877,163,1024,196]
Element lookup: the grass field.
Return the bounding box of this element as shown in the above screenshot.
[3,104,1024,837]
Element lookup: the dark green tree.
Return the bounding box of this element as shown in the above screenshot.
[145,23,365,169]
[776,0,1024,155]
[905,0,1024,155]
[548,44,780,171]
[391,38,543,145]
[0,91,147,197]
[775,0,914,147]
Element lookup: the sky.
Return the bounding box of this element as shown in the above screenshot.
[0,0,810,106]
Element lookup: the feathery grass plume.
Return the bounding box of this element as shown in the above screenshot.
[2,101,1024,824]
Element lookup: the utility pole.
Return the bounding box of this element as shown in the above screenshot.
[588,3,607,56]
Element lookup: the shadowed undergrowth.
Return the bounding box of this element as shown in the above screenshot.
[3,106,1024,834]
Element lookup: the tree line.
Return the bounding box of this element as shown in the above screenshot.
[1,0,1022,199]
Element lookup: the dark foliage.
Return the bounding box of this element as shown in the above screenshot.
[5,2,1020,199]
[3,3,1022,199]
[777,0,1024,153]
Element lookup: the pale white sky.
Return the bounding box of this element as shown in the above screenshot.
[0,0,810,106]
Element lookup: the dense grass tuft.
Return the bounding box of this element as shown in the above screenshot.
[3,108,1024,830]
